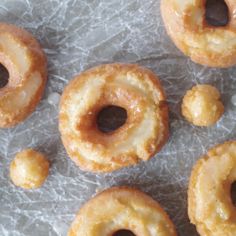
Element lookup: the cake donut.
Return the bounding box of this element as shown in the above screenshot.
[68,186,177,236]
[188,141,236,236]
[161,0,236,67]
[59,64,169,172]
[0,23,47,127]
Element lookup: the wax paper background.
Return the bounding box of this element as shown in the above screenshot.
[1,0,236,235]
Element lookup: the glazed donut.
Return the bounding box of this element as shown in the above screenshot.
[188,141,236,236]
[161,0,236,67]
[0,23,47,127]
[59,64,169,172]
[68,186,177,236]
[10,149,49,189]
[182,84,224,126]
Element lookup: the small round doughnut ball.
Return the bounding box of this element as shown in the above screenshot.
[181,84,224,127]
[10,149,49,189]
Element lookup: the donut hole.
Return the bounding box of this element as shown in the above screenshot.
[205,0,229,27]
[230,181,236,207]
[113,229,136,236]
[0,63,9,88]
[97,105,127,133]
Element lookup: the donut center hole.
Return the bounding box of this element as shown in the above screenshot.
[113,230,136,236]
[230,181,236,207]
[97,105,127,133]
[0,63,9,88]
[205,0,229,27]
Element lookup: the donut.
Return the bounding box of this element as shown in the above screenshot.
[10,149,49,189]
[59,64,169,172]
[68,186,177,236]
[181,84,224,126]
[0,23,47,127]
[188,141,236,236]
[161,0,236,67]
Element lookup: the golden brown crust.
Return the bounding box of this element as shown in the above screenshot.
[0,23,47,127]
[161,0,236,68]
[68,186,177,236]
[59,63,169,172]
[10,149,49,189]
[188,141,236,236]
[181,84,224,126]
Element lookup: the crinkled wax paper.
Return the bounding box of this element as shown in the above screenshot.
[1,0,236,235]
